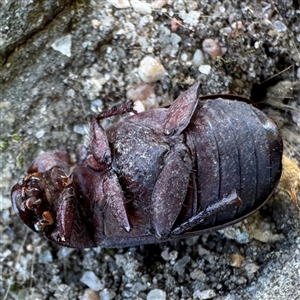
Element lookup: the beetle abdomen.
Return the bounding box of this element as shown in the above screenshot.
[185,98,283,228]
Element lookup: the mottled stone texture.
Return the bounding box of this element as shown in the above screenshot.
[1,0,299,299]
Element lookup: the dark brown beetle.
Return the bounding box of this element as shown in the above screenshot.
[11,83,283,248]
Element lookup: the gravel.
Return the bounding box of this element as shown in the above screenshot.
[1,0,299,299]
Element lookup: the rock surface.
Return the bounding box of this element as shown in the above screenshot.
[1,1,299,299]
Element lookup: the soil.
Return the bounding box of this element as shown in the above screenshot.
[1,1,299,299]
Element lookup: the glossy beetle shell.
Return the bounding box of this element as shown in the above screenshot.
[11,83,283,248]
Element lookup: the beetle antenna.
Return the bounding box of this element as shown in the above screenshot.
[95,101,137,121]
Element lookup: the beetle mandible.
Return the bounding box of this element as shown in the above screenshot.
[11,83,283,248]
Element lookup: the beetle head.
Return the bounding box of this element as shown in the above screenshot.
[11,151,97,248]
[11,151,73,234]
[11,167,68,234]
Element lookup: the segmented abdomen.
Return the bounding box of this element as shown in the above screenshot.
[186,99,283,228]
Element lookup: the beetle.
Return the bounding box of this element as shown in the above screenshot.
[11,83,283,248]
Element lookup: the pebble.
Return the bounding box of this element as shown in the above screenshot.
[133,100,145,113]
[199,65,211,75]
[73,124,88,135]
[57,247,75,259]
[131,282,147,292]
[231,20,244,29]
[82,77,103,100]
[35,129,45,139]
[147,289,166,300]
[126,83,157,110]
[236,232,250,244]
[2,249,12,260]
[38,250,53,263]
[161,249,178,261]
[80,289,100,300]
[230,253,244,267]
[91,19,101,29]
[244,263,259,274]
[131,0,152,15]
[99,288,116,300]
[190,269,206,281]
[151,0,167,9]
[192,49,204,67]
[174,255,190,273]
[138,56,165,83]
[51,35,72,57]
[108,0,130,8]
[179,11,200,26]
[273,20,287,33]
[202,38,222,59]
[193,289,216,299]
[170,33,182,46]
[181,52,189,62]
[80,271,103,292]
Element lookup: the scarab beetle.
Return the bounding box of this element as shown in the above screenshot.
[11,83,283,248]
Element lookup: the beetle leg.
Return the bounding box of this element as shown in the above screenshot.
[88,118,112,170]
[95,101,136,121]
[151,145,192,238]
[171,191,242,235]
[103,171,131,232]
[55,179,78,243]
[36,211,54,227]
[164,83,201,136]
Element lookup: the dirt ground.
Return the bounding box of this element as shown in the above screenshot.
[1,1,300,299]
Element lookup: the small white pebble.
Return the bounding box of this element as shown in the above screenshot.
[2,249,12,260]
[273,20,287,33]
[57,247,75,259]
[35,129,45,139]
[244,263,259,274]
[80,271,103,292]
[138,56,165,83]
[198,65,211,75]
[151,0,167,9]
[161,249,178,261]
[170,33,182,46]
[192,49,204,67]
[133,100,145,113]
[231,21,245,30]
[99,288,116,300]
[51,35,72,57]
[181,52,188,62]
[107,0,130,8]
[73,124,88,135]
[179,11,200,26]
[193,289,216,299]
[66,88,75,98]
[147,289,166,300]
[38,250,53,263]
[91,19,101,28]
[130,0,152,14]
